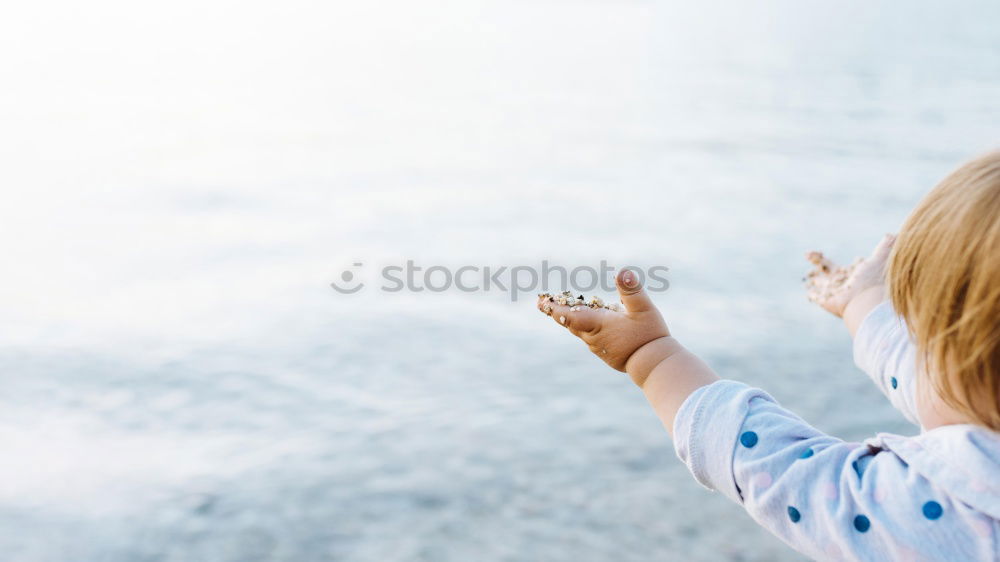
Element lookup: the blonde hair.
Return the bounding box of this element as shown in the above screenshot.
[889,150,1000,430]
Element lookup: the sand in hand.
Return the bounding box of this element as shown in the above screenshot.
[804,251,863,303]
[537,291,624,316]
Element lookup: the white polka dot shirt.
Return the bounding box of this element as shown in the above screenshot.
[673,302,999,560]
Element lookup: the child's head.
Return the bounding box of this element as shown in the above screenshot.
[889,150,1000,430]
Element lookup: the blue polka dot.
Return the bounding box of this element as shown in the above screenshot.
[740,431,758,448]
[891,377,898,389]
[853,515,871,532]
[799,448,814,459]
[787,506,801,523]
[923,501,943,520]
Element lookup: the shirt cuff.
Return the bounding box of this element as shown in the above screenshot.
[852,300,896,373]
[672,380,774,505]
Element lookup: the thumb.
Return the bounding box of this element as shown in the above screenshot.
[616,269,655,313]
[870,233,896,262]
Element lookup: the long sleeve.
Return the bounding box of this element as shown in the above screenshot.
[673,381,996,561]
[852,301,920,426]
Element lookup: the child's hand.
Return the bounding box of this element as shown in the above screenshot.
[804,234,895,318]
[536,269,671,386]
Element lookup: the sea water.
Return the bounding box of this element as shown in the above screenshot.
[0,1,998,560]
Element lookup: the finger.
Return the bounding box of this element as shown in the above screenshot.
[869,233,896,262]
[805,281,827,303]
[616,269,655,314]
[805,251,837,273]
[548,303,603,333]
[537,294,555,315]
[536,295,604,333]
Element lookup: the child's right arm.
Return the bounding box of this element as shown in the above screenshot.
[804,233,895,337]
[852,300,921,426]
[805,234,920,426]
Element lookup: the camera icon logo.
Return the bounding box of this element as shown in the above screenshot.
[330,262,365,294]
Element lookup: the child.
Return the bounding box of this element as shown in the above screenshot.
[537,151,1000,560]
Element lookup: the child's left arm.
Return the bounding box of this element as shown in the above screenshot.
[538,269,991,560]
[536,269,719,437]
[674,380,990,560]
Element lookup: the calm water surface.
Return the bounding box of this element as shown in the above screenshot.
[1,1,998,560]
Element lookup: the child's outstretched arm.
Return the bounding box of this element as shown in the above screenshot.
[804,234,920,426]
[536,268,990,560]
[536,269,719,437]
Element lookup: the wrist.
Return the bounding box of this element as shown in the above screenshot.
[843,284,886,337]
[625,336,684,388]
